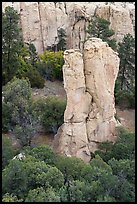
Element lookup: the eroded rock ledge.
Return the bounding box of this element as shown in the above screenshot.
[53,38,120,162]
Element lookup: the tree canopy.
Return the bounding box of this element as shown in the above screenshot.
[87,16,117,50]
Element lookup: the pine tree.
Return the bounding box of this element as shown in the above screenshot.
[115,33,135,108]
[87,16,117,50]
[2,6,23,85]
[28,43,39,67]
[57,28,67,51]
[117,33,135,92]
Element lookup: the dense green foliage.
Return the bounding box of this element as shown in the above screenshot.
[37,50,64,81]
[25,66,45,88]
[2,78,40,147]
[2,135,16,169]
[94,127,135,162]
[87,16,117,50]
[41,96,66,133]
[25,187,60,202]
[2,193,23,202]
[23,145,56,165]
[2,128,135,202]
[16,43,45,88]
[32,96,66,134]
[2,77,66,143]
[115,33,135,108]
[2,6,23,85]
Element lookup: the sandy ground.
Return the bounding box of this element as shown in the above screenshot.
[116,106,135,133]
[32,80,66,100]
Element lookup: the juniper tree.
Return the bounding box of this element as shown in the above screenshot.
[57,28,67,51]
[87,16,117,50]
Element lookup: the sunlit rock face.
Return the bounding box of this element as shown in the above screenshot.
[53,38,120,162]
[2,2,135,53]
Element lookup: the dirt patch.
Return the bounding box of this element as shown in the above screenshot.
[116,106,135,133]
[31,132,54,147]
[32,80,66,100]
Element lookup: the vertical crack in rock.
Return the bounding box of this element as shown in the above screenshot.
[53,38,120,162]
[64,2,68,15]
[93,5,98,17]
[78,27,81,50]
[37,2,45,52]
[19,3,24,41]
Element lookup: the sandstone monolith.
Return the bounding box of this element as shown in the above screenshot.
[53,38,120,162]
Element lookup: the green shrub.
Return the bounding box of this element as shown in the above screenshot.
[94,127,135,162]
[25,187,60,202]
[31,98,47,122]
[2,159,28,199]
[37,51,64,81]
[24,145,56,165]
[2,193,23,202]
[25,67,45,88]
[115,89,135,109]
[2,135,16,169]
[2,77,32,132]
[42,96,66,133]
[16,55,45,89]
[33,96,66,134]
[2,77,39,147]
[2,101,11,132]
[55,156,86,181]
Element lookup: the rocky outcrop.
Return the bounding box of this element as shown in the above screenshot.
[53,38,120,162]
[2,2,135,53]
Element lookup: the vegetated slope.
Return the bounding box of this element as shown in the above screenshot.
[32,80,135,133]
[3,79,134,149]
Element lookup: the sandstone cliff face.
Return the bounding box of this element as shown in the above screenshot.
[53,38,120,162]
[2,2,135,53]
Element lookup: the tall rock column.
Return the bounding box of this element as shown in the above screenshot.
[83,38,120,153]
[53,38,120,162]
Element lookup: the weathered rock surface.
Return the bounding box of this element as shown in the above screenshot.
[53,38,120,162]
[2,2,135,53]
